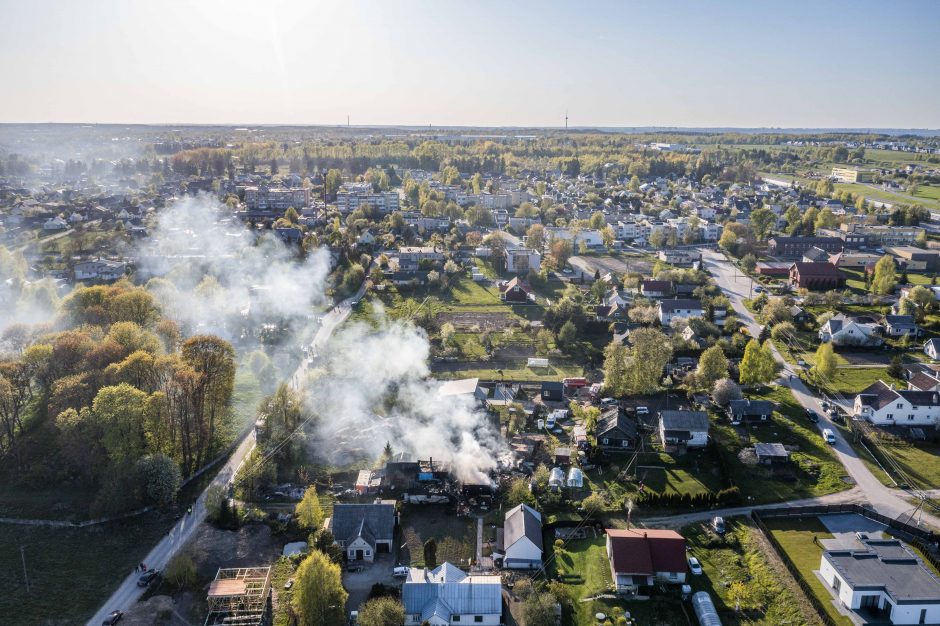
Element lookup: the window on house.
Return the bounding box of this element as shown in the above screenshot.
[622,440,630,447]
[475,618,483,624]
[452,617,460,623]
[909,415,915,420]
[897,403,903,409]
[602,438,609,445]
[887,414,894,419]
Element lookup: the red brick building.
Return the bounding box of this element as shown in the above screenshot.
[789,262,846,291]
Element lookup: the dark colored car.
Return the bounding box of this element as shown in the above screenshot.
[137,570,159,587]
[806,410,819,423]
[102,610,124,626]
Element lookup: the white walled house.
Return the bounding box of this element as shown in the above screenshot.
[657,299,704,325]
[820,539,940,625]
[402,563,501,625]
[853,380,940,427]
[606,529,688,595]
[326,501,395,563]
[502,503,543,569]
[818,314,883,347]
[659,411,709,448]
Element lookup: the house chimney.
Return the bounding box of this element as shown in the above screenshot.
[644,532,647,538]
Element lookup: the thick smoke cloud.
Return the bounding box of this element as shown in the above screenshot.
[312,312,508,484]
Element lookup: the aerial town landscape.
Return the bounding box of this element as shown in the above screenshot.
[2,2,940,626]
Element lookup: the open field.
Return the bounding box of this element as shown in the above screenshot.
[0,484,98,521]
[0,514,176,624]
[433,363,584,381]
[399,506,475,568]
[763,516,852,626]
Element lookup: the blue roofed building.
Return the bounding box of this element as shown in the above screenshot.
[402,562,502,625]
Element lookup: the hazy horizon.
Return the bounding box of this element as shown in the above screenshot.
[1,0,939,128]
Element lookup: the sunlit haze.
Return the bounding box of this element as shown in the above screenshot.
[2,0,939,128]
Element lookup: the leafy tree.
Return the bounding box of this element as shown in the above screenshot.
[712,378,742,406]
[624,328,673,394]
[557,320,577,349]
[296,486,325,530]
[310,529,345,564]
[522,592,559,626]
[748,207,775,239]
[581,492,605,514]
[504,476,536,509]
[601,225,615,249]
[323,169,343,199]
[603,342,629,396]
[740,253,757,273]
[871,255,897,295]
[813,342,836,382]
[739,339,778,385]
[423,538,438,569]
[589,211,606,230]
[136,453,182,507]
[358,597,405,626]
[526,224,545,251]
[770,321,796,342]
[165,552,197,590]
[283,207,300,224]
[293,549,348,626]
[695,345,729,390]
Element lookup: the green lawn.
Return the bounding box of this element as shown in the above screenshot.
[712,387,850,504]
[0,484,98,521]
[859,434,940,492]
[828,367,900,395]
[764,516,852,626]
[633,450,725,497]
[0,513,176,623]
[399,506,476,568]
[684,519,816,625]
[434,363,584,382]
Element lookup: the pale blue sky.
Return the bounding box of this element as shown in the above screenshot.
[1,0,938,127]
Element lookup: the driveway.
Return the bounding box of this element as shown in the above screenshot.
[343,554,400,615]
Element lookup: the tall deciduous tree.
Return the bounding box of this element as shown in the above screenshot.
[295,486,324,530]
[357,597,406,626]
[293,549,348,626]
[602,341,630,397]
[871,255,897,295]
[739,339,778,385]
[625,328,673,394]
[813,342,836,383]
[696,345,729,390]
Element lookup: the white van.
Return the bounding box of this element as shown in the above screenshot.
[823,429,836,445]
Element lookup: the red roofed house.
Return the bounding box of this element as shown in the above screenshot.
[499,277,534,304]
[605,528,687,595]
[788,262,846,291]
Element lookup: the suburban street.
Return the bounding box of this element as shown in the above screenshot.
[701,248,940,528]
[87,279,369,626]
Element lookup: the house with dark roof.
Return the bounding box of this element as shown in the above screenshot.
[327,501,396,562]
[657,298,704,325]
[640,279,673,298]
[540,381,564,402]
[882,315,920,339]
[727,399,776,425]
[595,407,638,450]
[606,528,688,594]
[819,313,883,347]
[802,246,832,263]
[402,563,502,625]
[853,380,940,427]
[789,262,846,291]
[768,236,843,257]
[755,442,790,465]
[820,539,940,624]
[659,410,709,448]
[908,370,940,393]
[499,276,533,303]
[502,503,543,569]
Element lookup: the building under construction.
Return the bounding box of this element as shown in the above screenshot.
[204,566,272,626]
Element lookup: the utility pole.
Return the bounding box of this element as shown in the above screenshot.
[565,109,568,130]
[20,545,29,593]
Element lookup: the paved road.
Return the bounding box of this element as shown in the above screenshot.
[701,248,940,529]
[87,278,371,625]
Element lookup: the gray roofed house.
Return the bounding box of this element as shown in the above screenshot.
[883,315,920,338]
[925,338,940,361]
[402,563,502,625]
[727,399,776,425]
[659,410,709,448]
[596,407,639,450]
[853,380,940,427]
[502,503,543,569]
[820,539,940,623]
[327,501,395,563]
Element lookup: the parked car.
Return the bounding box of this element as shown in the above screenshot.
[284,578,294,590]
[806,410,819,423]
[102,611,124,626]
[635,406,649,415]
[599,397,617,408]
[688,556,703,575]
[753,286,764,293]
[136,570,158,587]
[393,566,410,578]
[823,429,837,445]
[712,516,726,535]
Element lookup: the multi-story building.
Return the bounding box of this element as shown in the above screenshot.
[854,380,940,426]
[831,167,874,183]
[244,185,310,218]
[335,184,400,215]
[841,223,925,247]
[768,236,843,257]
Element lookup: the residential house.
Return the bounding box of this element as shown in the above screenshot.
[73,258,127,282]
[499,277,534,303]
[43,216,67,231]
[727,399,775,425]
[398,246,444,271]
[882,315,920,339]
[402,563,502,626]
[907,370,940,393]
[925,339,940,361]
[595,407,638,450]
[505,248,541,274]
[658,249,701,266]
[818,314,883,347]
[657,299,704,325]
[791,306,811,325]
[768,236,843,257]
[754,442,790,465]
[789,262,847,291]
[606,529,687,595]
[540,381,564,402]
[640,279,673,298]
[659,410,709,448]
[853,380,940,426]
[820,539,940,625]
[326,501,396,562]
[502,504,543,569]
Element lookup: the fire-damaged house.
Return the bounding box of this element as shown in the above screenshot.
[326,501,396,562]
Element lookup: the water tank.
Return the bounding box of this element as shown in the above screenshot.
[692,592,722,626]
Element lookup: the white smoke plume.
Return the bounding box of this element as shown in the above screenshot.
[309,310,508,484]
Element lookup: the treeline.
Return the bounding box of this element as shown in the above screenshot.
[0,280,236,515]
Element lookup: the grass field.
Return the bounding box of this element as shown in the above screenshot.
[862,435,940,491]
[713,387,850,504]
[0,513,175,624]
[828,367,900,395]
[0,485,98,521]
[684,518,818,625]
[399,506,476,568]
[764,516,852,626]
